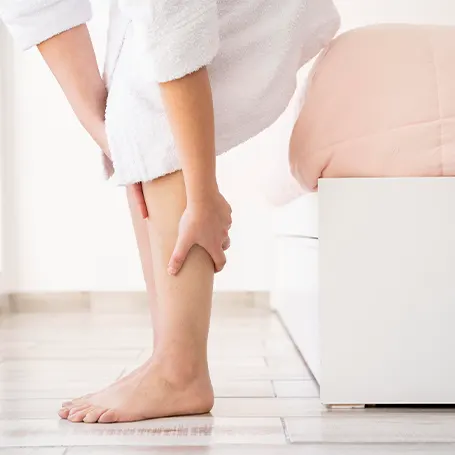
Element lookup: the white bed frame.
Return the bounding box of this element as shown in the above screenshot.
[272,177,455,406]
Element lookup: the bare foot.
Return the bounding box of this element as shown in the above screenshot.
[60,358,152,410]
[58,359,214,423]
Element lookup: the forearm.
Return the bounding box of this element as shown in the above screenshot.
[160,68,218,200]
[37,24,107,147]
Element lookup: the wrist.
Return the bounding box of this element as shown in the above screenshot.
[186,176,219,204]
[83,116,107,151]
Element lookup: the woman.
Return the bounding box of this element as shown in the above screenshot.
[0,0,340,423]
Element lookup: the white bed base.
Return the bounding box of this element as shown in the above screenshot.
[272,177,455,406]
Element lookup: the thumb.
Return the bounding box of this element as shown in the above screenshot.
[168,233,193,276]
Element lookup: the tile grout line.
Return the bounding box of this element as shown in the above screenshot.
[280,417,292,444]
[273,311,317,382]
[270,379,278,398]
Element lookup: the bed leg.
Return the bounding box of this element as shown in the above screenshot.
[326,404,367,409]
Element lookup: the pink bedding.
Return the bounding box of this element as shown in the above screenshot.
[290,24,455,191]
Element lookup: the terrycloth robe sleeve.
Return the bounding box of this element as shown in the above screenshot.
[0,0,92,50]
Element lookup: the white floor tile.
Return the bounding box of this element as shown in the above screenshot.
[1,347,142,361]
[212,398,324,417]
[285,413,455,443]
[0,380,275,400]
[0,449,65,454]
[0,397,324,420]
[120,363,311,382]
[0,364,124,383]
[0,328,153,345]
[210,357,269,368]
[213,381,275,398]
[0,399,67,420]
[2,308,455,452]
[0,342,37,352]
[210,364,312,381]
[0,382,108,400]
[0,314,150,329]
[274,380,319,398]
[0,417,285,447]
[206,346,272,357]
[266,357,308,368]
[62,446,455,455]
[138,350,267,367]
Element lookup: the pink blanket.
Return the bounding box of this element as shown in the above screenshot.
[290,24,455,191]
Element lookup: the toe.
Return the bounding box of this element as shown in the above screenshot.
[62,401,79,412]
[83,407,108,424]
[98,409,118,424]
[62,394,92,409]
[58,407,70,419]
[68,405,92,423]
[68,404,91,415]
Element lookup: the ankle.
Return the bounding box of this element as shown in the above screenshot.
[151,346,209,385]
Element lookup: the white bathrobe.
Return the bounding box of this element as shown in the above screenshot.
[0,0,340,184]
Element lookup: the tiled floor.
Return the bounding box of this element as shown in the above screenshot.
[1,306,455,454]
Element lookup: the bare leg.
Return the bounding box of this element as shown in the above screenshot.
[59,172,215,423]
[59,186,159,411]
[144,172,213,371]
[126,185,158,339]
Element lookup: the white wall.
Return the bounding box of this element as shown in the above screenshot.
[0,25,14,292]
[4,0,455,293]
[336,0,455,30]
[0,26,5,276]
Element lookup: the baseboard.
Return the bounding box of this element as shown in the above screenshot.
[7,291,270,313]
[9,292,91,313]
[0,294,11,319]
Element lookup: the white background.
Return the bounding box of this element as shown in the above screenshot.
[2,0,455,293]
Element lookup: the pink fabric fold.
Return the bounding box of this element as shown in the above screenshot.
[290,24,455,191]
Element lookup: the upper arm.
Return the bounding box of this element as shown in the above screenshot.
[119,0,220,83]
[0,0,92,50]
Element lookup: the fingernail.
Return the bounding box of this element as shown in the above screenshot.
[168,267,176,276]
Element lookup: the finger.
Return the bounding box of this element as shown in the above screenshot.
[212,248,227,273]
[133,183,148,219]
[168,234,193,276]
[222,237,231,251]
